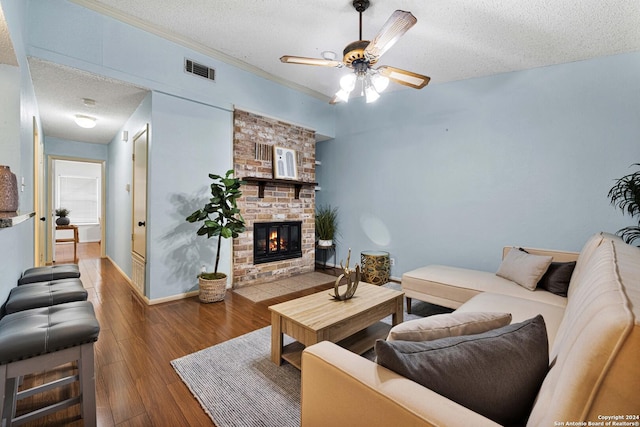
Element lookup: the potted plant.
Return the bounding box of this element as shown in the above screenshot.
[315,204,339,247]
[608,163,640,245]
[186,170,246,302]
[55,208,70,226]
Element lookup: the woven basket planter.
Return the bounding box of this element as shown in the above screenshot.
[198,275,227,303]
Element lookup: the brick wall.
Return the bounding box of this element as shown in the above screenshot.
[233,110,316,288]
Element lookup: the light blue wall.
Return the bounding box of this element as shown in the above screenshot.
[106,93,152,277]
[24,0,335,139]
[147,93,233,299]
[317,51,640,278]
[12,0,336,300]
[6,0,638,302]
[0,0,40,302]
[0,65,20,174]
[45,137,108,161]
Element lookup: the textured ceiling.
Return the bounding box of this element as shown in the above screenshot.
[2,0,640,144]
[75,0,640,99]
[0,4,18,66]
[27,58,149,145]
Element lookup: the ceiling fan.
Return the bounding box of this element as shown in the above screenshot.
[280,0,430,104]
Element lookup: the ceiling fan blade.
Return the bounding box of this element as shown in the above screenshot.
[377,66,430,89]
[280,56,343,68]
[364,10,417,62]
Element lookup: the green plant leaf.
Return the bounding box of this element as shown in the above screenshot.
[186,169,246,274]
[608,164,640,246]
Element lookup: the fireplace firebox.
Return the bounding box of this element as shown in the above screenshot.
[254,221,302,264]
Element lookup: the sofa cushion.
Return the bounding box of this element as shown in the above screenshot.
[456,292,566,351]
[528,238,640,426]
[566,231,604,298]
[386,311,512,342]
[537,261,575,296]
[375,315,549,427]
[496,248,553,291]
[402,265,568,309]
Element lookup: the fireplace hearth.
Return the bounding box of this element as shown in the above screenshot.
[254,221,302,264]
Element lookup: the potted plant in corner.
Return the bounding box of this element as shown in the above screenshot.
[186,170,246,303]
[315,204,339,247]
[608,163,640,245]
[55,208,70,226]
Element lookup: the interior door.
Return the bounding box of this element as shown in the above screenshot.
[33,117,45,266]
[132,125,148,259]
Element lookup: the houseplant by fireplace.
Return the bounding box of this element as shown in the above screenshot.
[315,204,339,247]
[186,170,246,302]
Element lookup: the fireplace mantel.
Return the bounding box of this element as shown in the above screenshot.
[242,177,318,199]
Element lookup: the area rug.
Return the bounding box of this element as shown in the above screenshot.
[232,271,336,302]
[171,327,299,427]
[171,308,440,427]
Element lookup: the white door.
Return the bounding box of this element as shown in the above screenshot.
[131,125,149,295]
[33,117,46,266]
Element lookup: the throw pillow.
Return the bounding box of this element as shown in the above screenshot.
[386,311,512,342]
[375,315,549,426]
[537,261,576,297]
[496,248,553,291]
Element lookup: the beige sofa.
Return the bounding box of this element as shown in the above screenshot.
[300,232,640,426]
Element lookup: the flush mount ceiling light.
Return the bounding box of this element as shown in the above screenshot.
[74,114,97,129]
[280,0,430,104]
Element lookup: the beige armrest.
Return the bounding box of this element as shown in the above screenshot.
[301,341,501,427]
[502,246,579,262]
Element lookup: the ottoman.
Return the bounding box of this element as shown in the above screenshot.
[4,278,88,314]
[0,301,100,425]
[18,264,80,285]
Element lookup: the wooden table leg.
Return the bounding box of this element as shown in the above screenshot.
[73,226,78,263]
[271,311,283,365]
[392,295,404,326]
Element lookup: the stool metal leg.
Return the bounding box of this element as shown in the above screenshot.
[0,344,97,426]
[3,377,17,426]
[0,364,6,424]
[79,342,96,426]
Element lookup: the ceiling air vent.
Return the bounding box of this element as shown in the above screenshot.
[185,59,215,81]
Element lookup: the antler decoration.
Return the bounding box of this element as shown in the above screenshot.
[331,248,361,301]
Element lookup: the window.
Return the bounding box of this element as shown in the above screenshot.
[57,176,99,224]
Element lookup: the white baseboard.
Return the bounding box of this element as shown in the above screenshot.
[105,256,199,305]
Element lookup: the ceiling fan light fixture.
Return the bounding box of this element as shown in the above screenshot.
[364,82,380,103]
[339,73,357,91]
[335,88,351,103]
[371,73,389,93]
[74,114,96,129]
[280,3,429,104]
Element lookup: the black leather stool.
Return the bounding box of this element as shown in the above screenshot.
[0,301,100,426]
[17,264,80,285]
[4,278,88,315]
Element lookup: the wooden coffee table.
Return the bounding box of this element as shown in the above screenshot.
[269,282,404,369]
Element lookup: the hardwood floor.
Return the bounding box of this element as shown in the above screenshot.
[16,243,338,426]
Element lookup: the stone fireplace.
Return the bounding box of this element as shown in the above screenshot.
[253,221,302,264]
[232,110,316,288]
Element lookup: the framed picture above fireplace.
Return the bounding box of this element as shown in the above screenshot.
[273,146,298,180]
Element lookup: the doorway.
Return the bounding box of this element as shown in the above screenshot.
[48,157,106,264]
[131,125,149,296]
